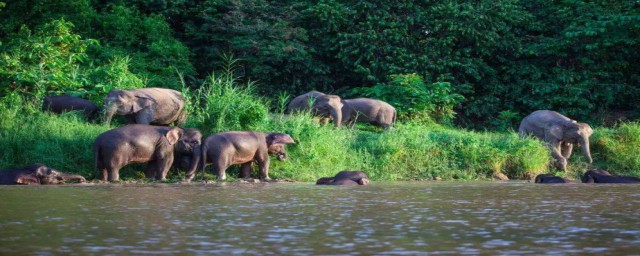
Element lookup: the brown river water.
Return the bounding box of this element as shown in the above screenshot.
[1,181,639,255]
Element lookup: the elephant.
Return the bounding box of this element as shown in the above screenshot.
[200,131,295,181]
[103,88,186,126]
[172,128,203,180]
[0,164,86,185]
[287,91,343,127]
[518,110,593,170]
[341,98,396,129]
[581,169,640,183]
[93,124,201,181]
[316,170,370,186]
[534,174,569,183]
[42,95,100,121]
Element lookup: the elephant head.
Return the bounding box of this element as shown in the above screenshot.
[16,164,86,185]
[266,133,295,161]
[103,90,153,125]
[311,95,343,128]
[548,120,593,164]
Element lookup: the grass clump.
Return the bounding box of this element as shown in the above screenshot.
[591,123,640,177]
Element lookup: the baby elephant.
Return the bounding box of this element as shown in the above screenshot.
[0,164,86,185]
[316,170,370,186]
[93,124,201,181]
[582,169,640,183]
[534,174,569,183]
[42,95,100,121]
[200,131,295,181]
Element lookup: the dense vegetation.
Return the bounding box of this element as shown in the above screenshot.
[0,1,638,181]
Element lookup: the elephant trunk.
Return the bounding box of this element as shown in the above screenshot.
[331,108,342,128]
[277,152,287,161]
[185,147,201,180]
[103,105,117,125]
[57,173,87,184]
[579,137,593,164]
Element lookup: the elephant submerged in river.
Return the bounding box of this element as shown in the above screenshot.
[519,110,593,170]
[103,88,186,126]
[42,95,100,122]
[0,164,86,185]
[93,125,202,181]
[200,131,295,181]
[316,170,370,186]
[287,91,343,128]
[581,169,640,183]
[534,174,570,183]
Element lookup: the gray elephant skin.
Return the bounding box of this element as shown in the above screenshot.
[341,98,396,129]
[172,128,203,180]
[582,169,640,183]
[103,88,186,126]
[287,91,343,128]
[42,95,100,121]
[200,131,295,180]
[93,124,201,181]
[534,174,569,183]
[518,110,593,170]
[0,164,86,185]
[316,170,370,186]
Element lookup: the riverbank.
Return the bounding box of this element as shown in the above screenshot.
[2,93,638,182]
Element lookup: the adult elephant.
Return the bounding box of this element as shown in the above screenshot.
[103,88,186,126]
[341,98,396,129]
[534,174,569,183]
[0,164,86,185]
[316,170,370,186]
[581,169,640,183]
[518,110,593,170]
[287,91,343,127]
[42,95,100,121]
[200,131,295,181]
[93,125,201,181]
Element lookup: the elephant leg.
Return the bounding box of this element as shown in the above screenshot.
[561,142,574,160]
[548,143,567,170]
[258,158,271,180]
[135,109,153,125]
[145,162,158,179]
[241,162,253,178]
[124,114,137,124]
[99,169,108,181]
[212,157,229,180]
[155,155,174,181]
[107,167,120,181]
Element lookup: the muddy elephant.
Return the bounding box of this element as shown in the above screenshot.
[316,170,370,186]
[42,95,100,121]
[200,131,295,180]
[0,164,86,185]
[581,169,640,183]
[93,124,201,181]
[341,98,396,129]
[534,174,569,183]
[518,110,593,170]
[287,91,343,127]
[172,128,203,180]
[103,88,186,126]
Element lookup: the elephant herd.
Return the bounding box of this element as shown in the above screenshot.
[0,88,638,185]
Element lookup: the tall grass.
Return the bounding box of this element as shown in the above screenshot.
[7,70,639,182]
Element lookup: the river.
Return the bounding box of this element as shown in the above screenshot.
[1,182,639,255]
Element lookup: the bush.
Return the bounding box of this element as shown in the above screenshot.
[591,123,640,177]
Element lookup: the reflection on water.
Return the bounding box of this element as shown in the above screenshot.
[1,182,639,255]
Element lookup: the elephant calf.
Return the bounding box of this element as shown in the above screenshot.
[93,125,201,181]
[582,169,640,183]
[200,131,295,181]
[341,98,396,129]
[316,170,370,186]
[42,95,100,121]
[534,174,569,183]
[0,164,86,185]
[519,110,593,170]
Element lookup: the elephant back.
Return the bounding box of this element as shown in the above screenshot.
[134,88,185,125]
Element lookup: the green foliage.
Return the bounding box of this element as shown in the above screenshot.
[591,123,640,177]
[351,73,464,124]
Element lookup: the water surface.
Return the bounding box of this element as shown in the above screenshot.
[1,182,639,255]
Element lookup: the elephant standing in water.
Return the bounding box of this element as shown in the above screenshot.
[582,170,640,183]
[341,98,396,129]
[200,131,295,180]
[93,125,201,181]
[316,170,370,186]
[42,95,100,121]
[519,110,593,170]
[287,91,343,128]
[0,164,86,185]
[103,88,186,126]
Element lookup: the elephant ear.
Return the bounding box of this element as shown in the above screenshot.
[267,133,295,146]
[546,125,564,140]
[133,96,153,113]
[165,128,183,145]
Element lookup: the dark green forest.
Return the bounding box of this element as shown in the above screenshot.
[1,0,638,129]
